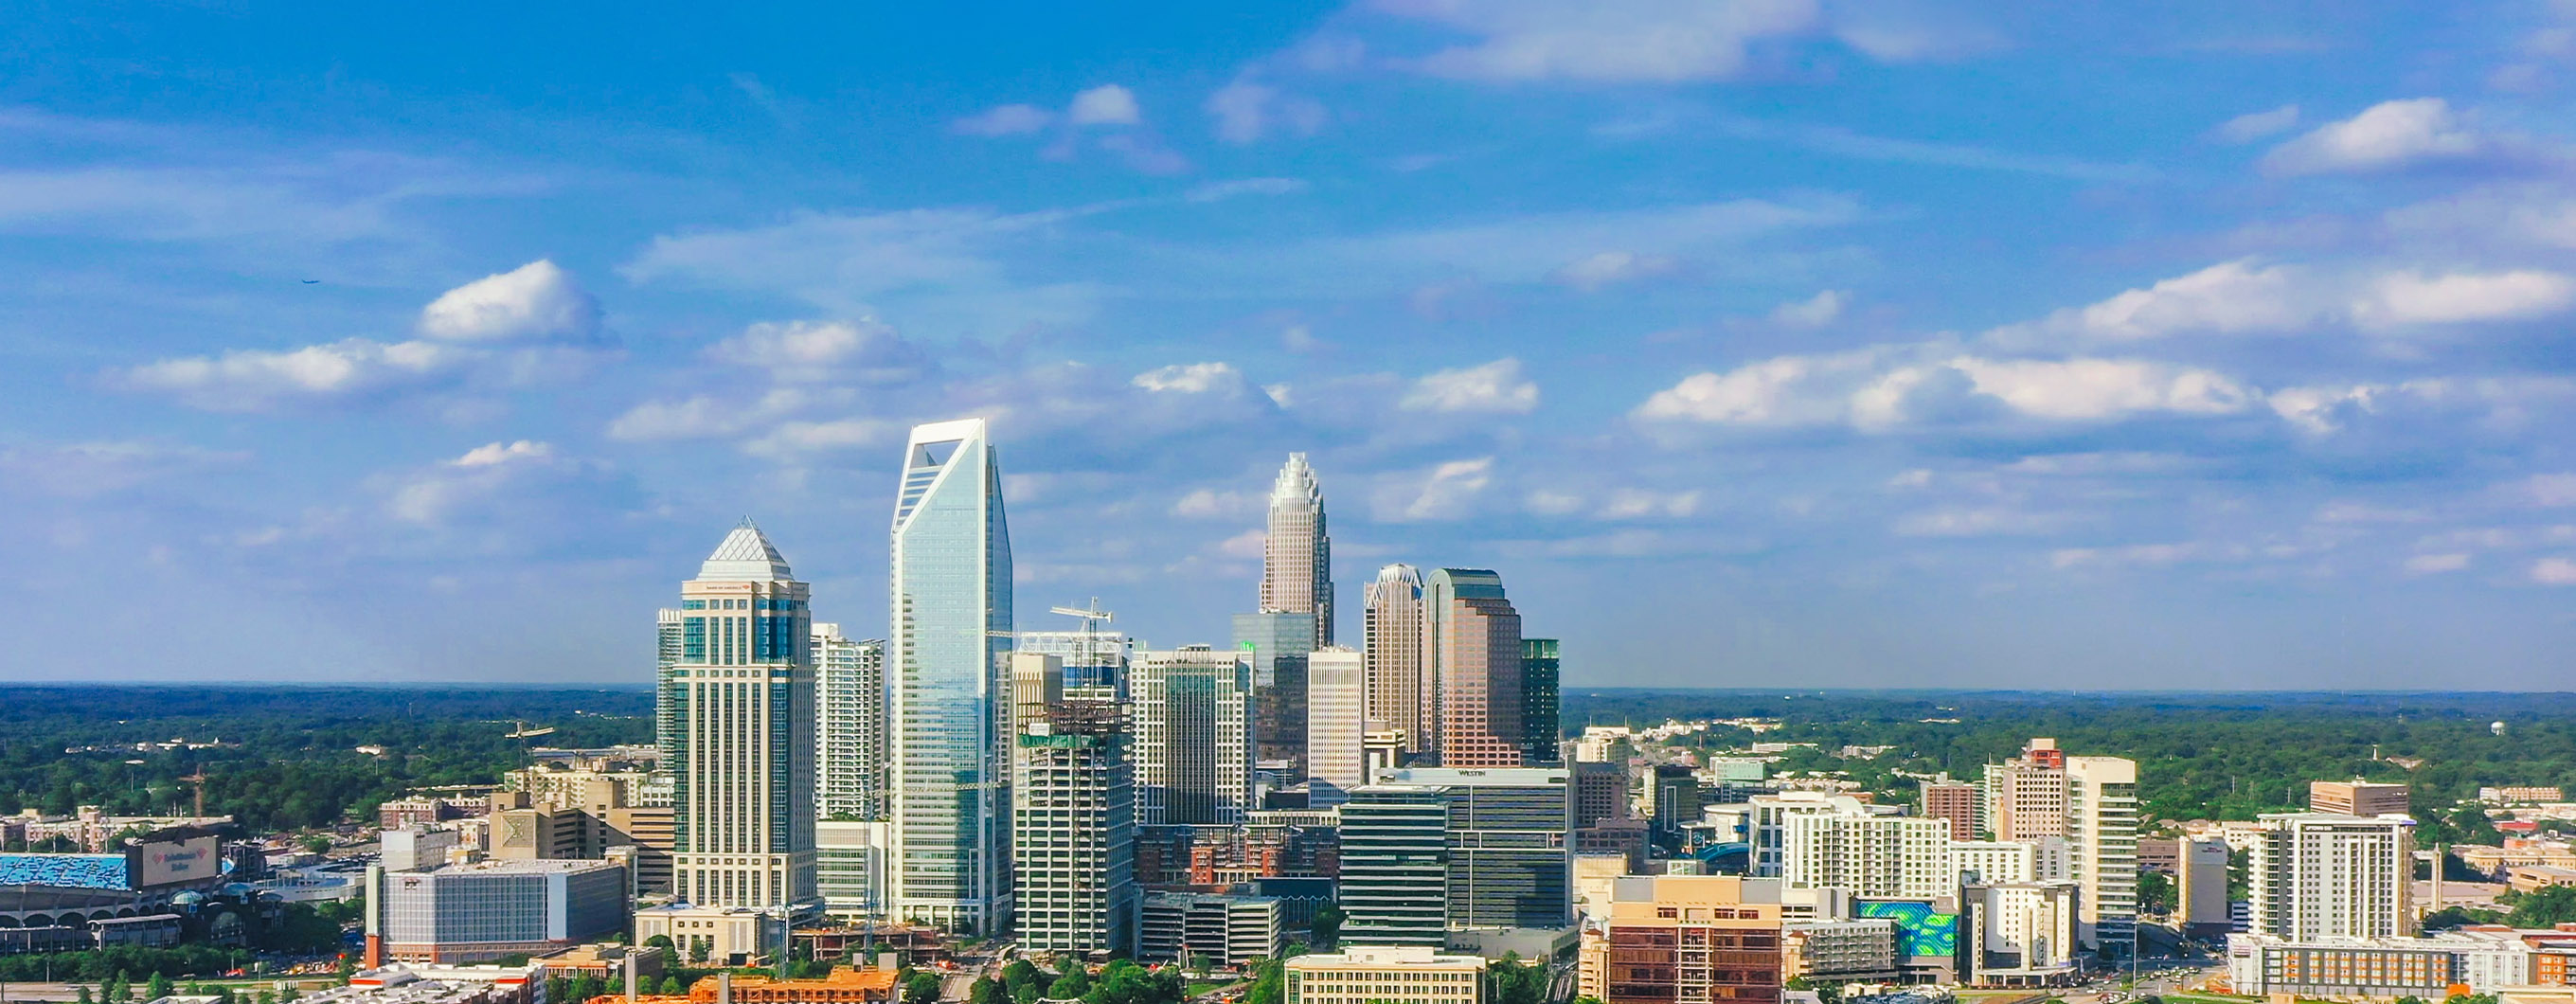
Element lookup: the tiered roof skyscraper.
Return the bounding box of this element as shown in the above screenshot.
[1361,564,1426,755]
[669,520,818,911]
[1261,453,1333,644]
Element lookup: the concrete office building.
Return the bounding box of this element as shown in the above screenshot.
[1011,696,1137,958]
[886,419,1014,933]
[1521,638,1561,766]
[1337,785,1451,947]
[1578,875,1785,1004]
[1133,646,1253,826]
[2178,836,2232,932]
[1361,564,1427,755]
[1962,882,2081,986]
[1921,778,1979,842]
[1573,762,1629,830]
[1306,647,1368,801]
[814,625,886,823]
[1138,891,1284,967]
[1286,946,1488,1004]
[2066,755,2139,958]
[365,858,630,964]
[814,821,888,920]
[1983,739,2069,842]
[1262,453,1334,644]
[1948,837,2070,887]
[2248,813,2415,941]
[1375,766,1575,933]
[2312,780,2412,818]
[668,521,818,913]
[1423,568,1525,768]
[1781,812,1949,900]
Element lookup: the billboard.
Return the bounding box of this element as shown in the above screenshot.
[1856,900,1959,961]
[130,832,224,889]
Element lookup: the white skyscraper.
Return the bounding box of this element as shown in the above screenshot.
[1261,453,1333,644]
[2247,813,2414,940]
[1361,564,1426,754]
[2066,755,2139,958]
[1132,646,1252,826]
[669,520,818,912]
[887,419,1013,934]
[1306,646,1367,801]
[1781,811,1950,899]
[814,623,886,821]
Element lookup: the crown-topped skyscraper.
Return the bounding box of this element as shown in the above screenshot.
[1261,453,1333,644]
[668,519,819,912]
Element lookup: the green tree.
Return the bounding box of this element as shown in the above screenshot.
[76,988,96,1004]
[2136,871,2176,916]
[967,977,1000,1004]
[1488,952,1544,1004]
[903,972,941,1004]
[2511,886,2576,928]
[1307,905,1345,950]
[1002,960,1042,999]
[147,973,174,1001]
[300,835,333,855]
[1047,966,1090,1001]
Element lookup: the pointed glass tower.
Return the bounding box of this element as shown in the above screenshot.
[670,519,818,911]
[887,419,1013,933]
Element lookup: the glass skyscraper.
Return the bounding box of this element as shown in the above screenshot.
[887,418,1013,933]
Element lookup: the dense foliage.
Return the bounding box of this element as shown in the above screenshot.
[1564,690,2576,830]
[0,687,653,832]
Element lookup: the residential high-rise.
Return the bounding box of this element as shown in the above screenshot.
[1921,777,1978,842]
[1578,875,1785,1004]
[2247,813,2414,941]
[1306,647,1368,801]
[1336,784,1450,947]
[669,520,818,912]
[1011,691,1137,958]
[1375,766,1574,932]
[1780,811,1949,900]
[1133,646,1253,826]
[1235,611,1317,779]
[1261,454,1333,644]
[1520,638,1561,766]
[2310,780,2411,818]
[1983,739,2069,842]
[814,624,886,822]
[656,609,684,763]
[2066,755,2139,958]
[1361,565,1426,755]
[887,418,1014,934]
[1422,568,1523,768]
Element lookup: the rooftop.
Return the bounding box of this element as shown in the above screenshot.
[696,519,793,582]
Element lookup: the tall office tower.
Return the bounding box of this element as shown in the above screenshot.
[1983,738,2069,841]
[1921,777,1979,841]
[669,520,818,911]
[887,418,1014,934]
[1780,811,1949,899]
[2247,813,2414,940]
[1234,611,1317,779]
[1422,568,1524,768]
[1336,784,1451,947]
[2178,836,2233,931]
[1011,678,1136,958]
[1376,766,1575,932]
[656,608,685,762]
[1133,646,1253,826]
[1306,647,1368,801]
[1361,564,1426,755]
[1261,453,1333,644]
[2310,780,2411,817]
[1571,762,1628,830]
[1577,876,1785,1004]
[2066,755,2139,958]
[1520,638,1561,766]
[814,624,886,822]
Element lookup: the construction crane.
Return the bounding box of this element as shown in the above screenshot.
[1047,599,1114,634]
[504,720,557,740]
[178,769,209,818]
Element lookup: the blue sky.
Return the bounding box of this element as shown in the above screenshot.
[7,1,2576,688]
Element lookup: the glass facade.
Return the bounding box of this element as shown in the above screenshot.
[1520,637,1560,765]
[888,420,1013,933]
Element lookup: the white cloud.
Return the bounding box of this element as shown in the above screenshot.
[1173,489,1262,519]
[1550,250,1681,291]
[2405,552,2471,574]
[1185,177,1311,203]
[2011,260,2318,342]
[605,388,814,441]
[1637,350,1883,426]
[2214,104,2300,144]
[622,205,1107,324]
[454,440,551,468]
[1374,457,1495,522]
[116,337,470,412]
[2268,377,2576,436]
[953,103,1054,136]
[1639,350,2251,429]
[2533,557,2576,584]
[705,319,929,383]
[1068,85,1143,127]
[2352,269,2576,328]
[2049,541,2241,570]
[1770,289,1847,327]
[1402,358,1539,414]
[1526,490,1585,515]
[417,260,601,343]
[1946,357,2253,420]
[0,440,246,498]
[1133,362,1245,394]
[742,419,895,458]
[1895,507,2065,537]
[2514,474,2576,507]
[1598,489,1701,520]
[2261,99,2488,176]
[1215,529,1268,560]
[1378,0,1825,82]
[1205,79,1327,144]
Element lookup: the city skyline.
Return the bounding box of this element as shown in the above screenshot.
[8,4,2576,689]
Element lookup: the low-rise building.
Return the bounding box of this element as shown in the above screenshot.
[364,858,631,965]
[313,964,544,1004]
[1138,891,1282,967]
[1578,875,1783,1004]
[1783,920,1900,982]
[1286,946,1487,1004]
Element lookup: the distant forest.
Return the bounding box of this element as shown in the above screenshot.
[4,685,2571,844]
[1562,690,2576,843]
[0,687,653,834]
